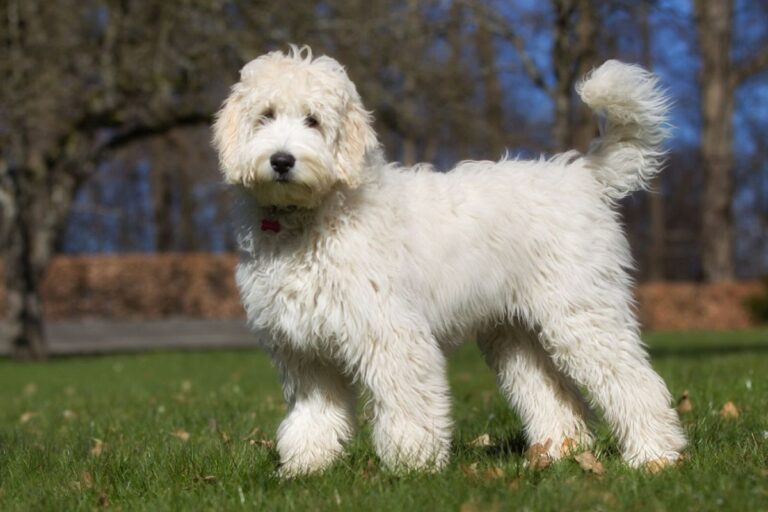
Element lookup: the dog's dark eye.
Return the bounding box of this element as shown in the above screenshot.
[261,109,275,121]
[305,115,319,128]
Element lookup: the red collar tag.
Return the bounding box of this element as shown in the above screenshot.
[261,218,281,233]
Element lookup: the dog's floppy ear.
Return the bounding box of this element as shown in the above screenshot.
[212,88,243,178]
[334,96,379,188]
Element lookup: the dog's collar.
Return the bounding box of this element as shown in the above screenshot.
[261,206,300,234]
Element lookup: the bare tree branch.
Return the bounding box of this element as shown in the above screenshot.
[733,46,768,85]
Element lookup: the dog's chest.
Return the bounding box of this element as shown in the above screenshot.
[236,246,356,350]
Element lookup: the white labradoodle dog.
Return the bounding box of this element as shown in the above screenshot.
[213,46,686,476]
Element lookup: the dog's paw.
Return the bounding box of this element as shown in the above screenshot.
[374,425,450,473]
[277,457,332,479]
[625,449,684,470]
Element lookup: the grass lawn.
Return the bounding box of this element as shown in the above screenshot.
[1,330,767,511]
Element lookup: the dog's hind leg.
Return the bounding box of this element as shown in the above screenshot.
[478,325,594,460]
[272,349,357,477]
[533,303,687,468]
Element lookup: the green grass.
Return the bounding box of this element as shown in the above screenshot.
[1,331,767,511]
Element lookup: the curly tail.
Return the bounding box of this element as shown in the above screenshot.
[577,60,671,200]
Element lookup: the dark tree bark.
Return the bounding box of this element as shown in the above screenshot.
[551,0,599,152]
[694,0,768,282]
[473,7,506,157]
[640,1,666,281]
[152,163,175,252]
[694,0,736,282]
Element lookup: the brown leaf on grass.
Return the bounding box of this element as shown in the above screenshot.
[248,438,274,448]
[461,462,479,477]
[194,475,217,484]
[677,390,693,413]
[241,427,262,441]
[171,429,191,441]
[361,458,378,480]
[483,466,505,480]
[19,412,37,424]
[526,439,553,470]
[645,457,673,474]
[470,433,494,448]
[90,438,106,457]
[560,437,577,457]
[220,431,231,444]
[720,401,740,418]
[574,451,605,475]
[81,471,94,489]
[242,426,273,447]
[508,477,522,491]
[97,491,109,507]
[460,500,500,512]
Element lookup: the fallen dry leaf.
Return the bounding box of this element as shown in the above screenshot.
[574,451,605,475]
[483,466,505,480]
[90,438,106,457]
[19,412,37,424]
[461,462,479,477]
[508,477,522,491]
[361,458,378,480]
[526,439,553,470]
[720,401,740,418]
[677,390,693,413]
[470,433,494,448]
[172,429,191,441]
[220,431,231,444]
[560,437,577,457]
[248,438,274,448]
[81,471,94,489]
[241,427,262,441]
[195,475,217,484]
[98,491,109,507]
[645,457,672,474]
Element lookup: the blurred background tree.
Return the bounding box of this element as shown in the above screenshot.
[1,0,767,358]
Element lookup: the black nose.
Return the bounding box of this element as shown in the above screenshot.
[270,152,295,175]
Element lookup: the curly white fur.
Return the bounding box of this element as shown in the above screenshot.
[213,46,686,476]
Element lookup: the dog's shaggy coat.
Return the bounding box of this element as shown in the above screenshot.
[213,47,686,476]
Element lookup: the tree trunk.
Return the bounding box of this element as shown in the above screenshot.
[570,0,599,153]
[550,0,597,153]
[640,1,666,281]
[4,168,49,360]
[152,163,175,252]
[551,0,575,152]
[473,9,506,156]
[694,0,735,282]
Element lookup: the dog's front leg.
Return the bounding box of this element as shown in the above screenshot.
[354,328,452,472]
[272,349,356,477]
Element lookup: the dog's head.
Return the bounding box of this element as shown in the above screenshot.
[213,46,379,208]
